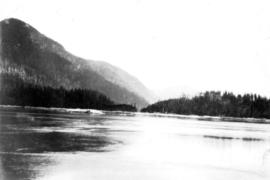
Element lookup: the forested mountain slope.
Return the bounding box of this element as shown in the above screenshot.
[0,18,153,108]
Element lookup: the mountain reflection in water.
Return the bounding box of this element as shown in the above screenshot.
[0,107,270,180]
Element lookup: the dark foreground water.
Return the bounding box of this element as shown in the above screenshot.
[0,107,270,180]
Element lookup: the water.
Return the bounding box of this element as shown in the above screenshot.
[0,107,270,180]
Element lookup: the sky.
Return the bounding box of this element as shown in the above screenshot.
[1,0,270,98]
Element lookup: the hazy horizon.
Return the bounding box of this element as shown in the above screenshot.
[1,0,270,99]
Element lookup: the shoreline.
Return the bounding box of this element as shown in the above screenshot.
[1,104,270,124]
[0,104,104,115]
[137,111,270,124]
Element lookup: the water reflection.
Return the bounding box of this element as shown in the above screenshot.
[0,131,117,153]
[0,111,121,153]
[0,154,55,180]
[0,109,122,180]
[203,135,263,141]
[1,108,270,180]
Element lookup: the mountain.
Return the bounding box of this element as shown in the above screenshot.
[0,18,154,108]
[87,60,156,103]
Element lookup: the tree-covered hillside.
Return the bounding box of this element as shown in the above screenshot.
[0,74,137,111]
[0,18,149,108]
[142,91,270,119]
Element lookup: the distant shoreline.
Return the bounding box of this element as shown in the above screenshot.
[1,104,270,124]
[138,111,270,124]
[0,104,104,114]
[142,91,270,120]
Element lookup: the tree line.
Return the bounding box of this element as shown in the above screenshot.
[141,91,270,119]
[0,74,137,112]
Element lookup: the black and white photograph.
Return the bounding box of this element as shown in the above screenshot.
[1,0,270,179]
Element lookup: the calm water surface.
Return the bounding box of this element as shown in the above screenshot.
[0,108,270,180]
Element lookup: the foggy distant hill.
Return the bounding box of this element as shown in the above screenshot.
[0,18,155,108]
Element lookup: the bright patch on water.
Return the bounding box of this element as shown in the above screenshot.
[0,107,270,180]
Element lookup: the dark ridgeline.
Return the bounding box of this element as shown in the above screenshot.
[0,74,137,112]
[142,91,270,119]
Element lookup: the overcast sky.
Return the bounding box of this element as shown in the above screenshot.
[1,0,270,98]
